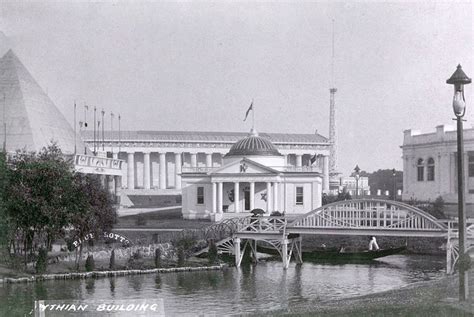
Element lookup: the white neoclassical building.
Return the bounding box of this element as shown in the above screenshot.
[81,129,332,196]
[402,125,474,211]
[180,129,323,221]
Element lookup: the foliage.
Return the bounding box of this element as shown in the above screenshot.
[154,248,162,268]
[322,191,352,205]
[364,169,403,195]
[0,142,117,271]
[208,240,218,265]
[0,151,11,251]
[85,254,95,272]
[135,214,147,226]
[406,196,447,219]
[35,248,48,274]
[177,247,185,267]
[109,249,116,270]
[127,250,144,269]
[5,144,78,265]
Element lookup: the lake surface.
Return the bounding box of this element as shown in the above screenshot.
[0,254,446,316]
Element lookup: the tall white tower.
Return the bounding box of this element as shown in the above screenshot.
[329,87,337,174]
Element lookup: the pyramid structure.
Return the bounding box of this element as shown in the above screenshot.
[0,49,85,155]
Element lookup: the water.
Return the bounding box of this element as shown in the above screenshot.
[0,254,445,316]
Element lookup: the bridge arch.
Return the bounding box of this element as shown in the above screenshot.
[288,199,447,235]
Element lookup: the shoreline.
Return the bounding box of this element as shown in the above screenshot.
[260,271,474,316]
[0,264,227,285]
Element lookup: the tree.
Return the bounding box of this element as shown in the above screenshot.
[322,191,352,205]
[5,144,78,266]
[70,174,117,269]
[0,151,12,254]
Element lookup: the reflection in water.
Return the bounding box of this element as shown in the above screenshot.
[85,278,95,295]
[155,274,162,289]
[0,254,448,316]
[109,277,116,296]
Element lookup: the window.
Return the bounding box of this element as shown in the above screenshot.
[469,153,474,177]
[417,158,424,181]
[197,187,204,205]
[427,158,435,181]
[295,186,304,205]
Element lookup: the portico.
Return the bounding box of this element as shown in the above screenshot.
[181,130,323,221]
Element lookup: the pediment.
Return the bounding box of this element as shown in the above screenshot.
[209,158,279,175]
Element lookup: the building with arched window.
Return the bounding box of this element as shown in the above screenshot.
[402,125,474,216]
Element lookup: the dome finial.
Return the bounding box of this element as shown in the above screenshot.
[249,127,259,137]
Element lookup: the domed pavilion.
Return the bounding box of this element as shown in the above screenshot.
[181,129,323,221]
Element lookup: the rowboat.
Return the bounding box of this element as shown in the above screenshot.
[256,245,407,262]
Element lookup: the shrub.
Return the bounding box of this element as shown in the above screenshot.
[85,254,95,272]
[109,249,116,270]
[177,247,185,267]
[136,214,147,226]
[208,240,218,265]
[128,250,144,269]
[154,248,162,268]
[36,248,48,274]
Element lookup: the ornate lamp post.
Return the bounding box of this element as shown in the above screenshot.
[354,165,360,198]
[392,168,396,201]
[447,64,471,301]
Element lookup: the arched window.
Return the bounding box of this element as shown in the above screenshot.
[427,158,435,181]
[417,158,424,181]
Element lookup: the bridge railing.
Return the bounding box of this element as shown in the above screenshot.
[237,216,287,234]
[445,219,474,240]
[292,209,444,230]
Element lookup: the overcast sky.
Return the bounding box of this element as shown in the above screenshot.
[0,1,472,174]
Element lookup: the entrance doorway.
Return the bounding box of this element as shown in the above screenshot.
[244,187,250,211]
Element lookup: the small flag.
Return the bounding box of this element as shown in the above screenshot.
[84,105,89,110]
[98,121,101,127]
[111,112,114,118]
[310,154,317,164]
[243,101,253,121]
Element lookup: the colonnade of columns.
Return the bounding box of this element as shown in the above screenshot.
[210,181,280,213]
[120,151,330,191]
[99,174,122,204]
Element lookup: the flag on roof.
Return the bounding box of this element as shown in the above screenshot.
[243,101,253,121]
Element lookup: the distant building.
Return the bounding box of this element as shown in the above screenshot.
[338,176,370,197]
[401,125,474,215]
[180,129,323,221]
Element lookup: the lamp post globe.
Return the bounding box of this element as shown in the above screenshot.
[447,64,471,302]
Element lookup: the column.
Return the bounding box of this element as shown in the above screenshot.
[296,154,303,167]
[127,152,135,189]
[206,153,213,168]
[283,154,288,166]
[273,182,279,211]
[191,153,198,167]
[323,155,330,192]
[234,182,240,213]
[107,175,114,195]
[114,175,122,204]
[112,152,118,159]
[250,182,255,211]
[266,182,272,212]
[217,182,223,213]
[159,152,167,189]
[212,182,217,213]
[175,152,182,189]
[143,152,151,190]
[234,238,241,267]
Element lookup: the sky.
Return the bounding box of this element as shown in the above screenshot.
[0,1,472,175]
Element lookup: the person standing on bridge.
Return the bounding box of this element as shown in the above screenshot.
[369,236,380,251]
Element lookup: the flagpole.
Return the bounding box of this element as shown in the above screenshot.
[93,106,97,155]
[74,101,77,155]
[252,100,255,130]
[110,112,114,156]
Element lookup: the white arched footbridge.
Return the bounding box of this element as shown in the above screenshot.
[212,199,473,273]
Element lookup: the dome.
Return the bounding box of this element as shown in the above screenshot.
[225,129,282,157]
